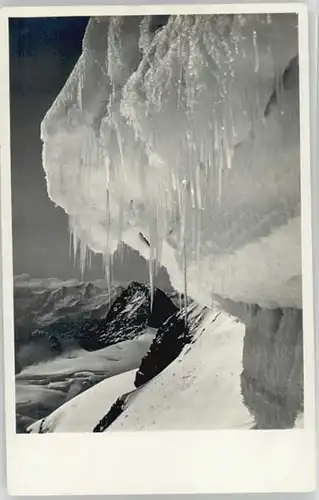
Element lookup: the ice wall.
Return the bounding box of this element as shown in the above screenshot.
[41,14,301,309]
[241,306,303,429]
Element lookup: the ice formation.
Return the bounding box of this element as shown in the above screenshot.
[41,14,301,309]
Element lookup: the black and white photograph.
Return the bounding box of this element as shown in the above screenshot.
[5,9,310,436]
[1,3,317,494]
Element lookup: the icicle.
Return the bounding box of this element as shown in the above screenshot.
[196,212,201,277]
[178,291,183,311]
[195,166,202,210]
[217,141,224,205]
[117,195,124,245]
[77,73,83,111]
[148,215,159,311]
[76,55,87,113]
[115,121,125,172]
[87,249,92,269]
[148,248,155,311]
[40,12,300,313]
[104,253,113,298]
[69,225,74,260]
[79,239,87,279]
[182,240,188,326]
[252,29,259,73]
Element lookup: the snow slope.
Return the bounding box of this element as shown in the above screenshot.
[41,14,301,309]
[27,370,135,433]
[17,329,156,379]
[28,312,255,432]
[16,329,156,431]
[112,311,254,430]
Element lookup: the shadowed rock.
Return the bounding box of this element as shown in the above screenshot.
[241,306,303,429]
[93,397,126,432]
[135,311,191,388]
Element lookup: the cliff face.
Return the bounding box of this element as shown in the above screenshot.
[241,306,303,429]
[213,297,304,428]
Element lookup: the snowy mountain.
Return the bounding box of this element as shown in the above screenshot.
[15,277,177,432]
[27,304,303,433]
[94,281,178,346]
[17,330,156,433]
[27,370,136,433]
[14,277,121,374]
[14,275,121,334]
[15,278,177,369]
[111,311,254,431]
[27,311,253,433]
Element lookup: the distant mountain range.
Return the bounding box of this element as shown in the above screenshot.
[14,276,191,432]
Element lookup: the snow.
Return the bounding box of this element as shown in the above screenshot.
[30,15,303,432]
[27,370,135,433]
[40,14,301,310]
[294,413,304,428]
[16,383,66,407]
[173,216,301,309]
[16,328,157,431]
[28,312,255,432]
[16,329,156,379]
[14,275,80,290]
[111,311,254,430]
[26,309,303,432]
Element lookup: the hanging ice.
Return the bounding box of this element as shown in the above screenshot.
[41,14,301,309]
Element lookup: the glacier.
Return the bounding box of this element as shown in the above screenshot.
[41,13,301,310]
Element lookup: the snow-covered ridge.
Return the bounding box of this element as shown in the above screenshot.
[15,279,182,431]
[27,370,136,433]
[41,14,301,309]
[26,305,303,433]
[18,331,156,433]
[17,329,156,379]
[27,311,254,433]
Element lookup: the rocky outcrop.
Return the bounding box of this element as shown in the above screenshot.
[93,397,126,432]
[135,312,191,387]
[135,305,207,388]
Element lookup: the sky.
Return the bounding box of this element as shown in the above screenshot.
[9,17,171,288]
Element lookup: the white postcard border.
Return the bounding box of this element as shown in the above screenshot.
[0,3,316,495]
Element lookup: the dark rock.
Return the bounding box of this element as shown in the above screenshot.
[16,414,35,433]
[93,397,125,432]
[149,15,170,34]
[135,310,192,388]
[148,287,178,328]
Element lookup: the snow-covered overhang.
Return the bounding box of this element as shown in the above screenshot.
[41,14,301,309]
